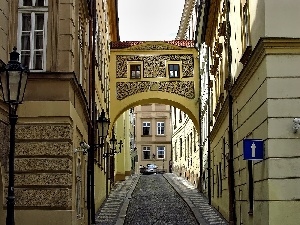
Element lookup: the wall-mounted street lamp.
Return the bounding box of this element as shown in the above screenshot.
[152,153,156,160]
[103,132,123,157]
[96,109,110,169]
[114,140,123,154]
[97,109,110,143]
[110,133,117,154]
[0,47,29,225]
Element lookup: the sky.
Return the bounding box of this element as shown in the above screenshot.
[118,0,185,41]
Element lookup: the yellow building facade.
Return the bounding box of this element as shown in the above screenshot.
[196,0,300,225]
[0,1,131,225]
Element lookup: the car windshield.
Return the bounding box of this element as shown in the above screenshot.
[147,164,156,168]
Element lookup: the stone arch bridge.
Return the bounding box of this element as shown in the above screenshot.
[109,40,200,131]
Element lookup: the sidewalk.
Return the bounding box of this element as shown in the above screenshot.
[95,174,140,225]
[164,173,228,225]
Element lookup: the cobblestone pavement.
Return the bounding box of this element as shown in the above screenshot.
[124,174,199,225]
[95,173,228,225]
[95,174,139,225]
[164,173,228,225]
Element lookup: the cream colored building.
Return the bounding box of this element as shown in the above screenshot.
[172,0,201,188]
[195,0,300,225]
[0,1,133,225]
[135,104,172,173]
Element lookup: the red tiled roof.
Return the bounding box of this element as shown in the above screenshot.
[110,40,195,49]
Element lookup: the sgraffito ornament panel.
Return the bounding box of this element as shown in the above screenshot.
[6,124,74,208]
[116,54,194,78]
[116,81,195,100]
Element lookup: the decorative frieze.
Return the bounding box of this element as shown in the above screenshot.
[0,121,9,170]
[116,54,194,78]
[16,124,73,140]
[15,158,72,172]
[15,142,72,157]
[6,173,72,186]
[12,188,72,208]
[116,81,195,100]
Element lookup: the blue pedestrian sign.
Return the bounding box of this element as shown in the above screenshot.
[243,139,264,160]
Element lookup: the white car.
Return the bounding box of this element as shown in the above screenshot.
[143,164,157,174]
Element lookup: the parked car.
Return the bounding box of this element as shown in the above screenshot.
[141,164,157,175]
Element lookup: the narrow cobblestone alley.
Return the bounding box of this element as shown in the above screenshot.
[124,174,199,225]
[95,173,228,225]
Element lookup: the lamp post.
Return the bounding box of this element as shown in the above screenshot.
[0,47,29,225]
[97,109,110,146]
[109,133,117,154]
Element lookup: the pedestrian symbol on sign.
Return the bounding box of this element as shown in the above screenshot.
[243,139,264,160]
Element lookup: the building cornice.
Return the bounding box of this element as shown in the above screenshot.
[176,0,197,40]
[108,0,120,41]
[231,37,300,98]
[204,0,221,46]
[209,37,300,141]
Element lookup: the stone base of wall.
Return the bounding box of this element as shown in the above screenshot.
[15,209,76,225]
[125,170,131,176]
[115,173,125,181]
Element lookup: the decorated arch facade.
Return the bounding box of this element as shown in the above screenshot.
[109,40,200,131]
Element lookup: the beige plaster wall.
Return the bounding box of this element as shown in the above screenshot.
[135,104,172,170]
[0,0,8,61]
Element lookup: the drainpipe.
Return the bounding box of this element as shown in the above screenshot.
[206,45,212,205]
[226,0,236,224]
[91,0,97,222]
[87,0,97,224]
[195,40,203,193]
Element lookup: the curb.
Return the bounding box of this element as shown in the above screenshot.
[163,174,208,225]
[115,174,140,225]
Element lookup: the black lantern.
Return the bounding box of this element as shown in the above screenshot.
[115,140,123,154]
[97,109,110,142]
[0,47,29,105]
[110,133,117,154]
[0,47,29,225]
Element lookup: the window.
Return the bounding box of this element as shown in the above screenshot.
[157,122,165,135]
[242,2,250,48]
[18,0,48,71]
[143,146,151,159]
[168,64,180,78]
[157,146,165,159]
[179,138,183,157]
[130,64,141,78]
[142,122,150,135]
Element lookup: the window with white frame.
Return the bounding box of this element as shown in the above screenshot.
[18,0,48,71]
[168,64,180,78]
[157,122,165,135]
[143,146,151,159]
[157,146,165,159]
[142,122,150,135]
[130,64,141,79]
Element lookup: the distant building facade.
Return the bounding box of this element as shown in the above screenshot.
[135,104,172,173]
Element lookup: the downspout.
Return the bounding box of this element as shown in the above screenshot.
[198,46,203,193]
[206,45,211,205]
[195,0,203,194]
[226,0,236,224]
[91,0,97,222]
[87,0,97,224]
[87,6,92,225]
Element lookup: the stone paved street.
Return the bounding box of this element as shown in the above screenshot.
[95,173,228,225]
[163,173,228,225]
[124,174,199,225]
